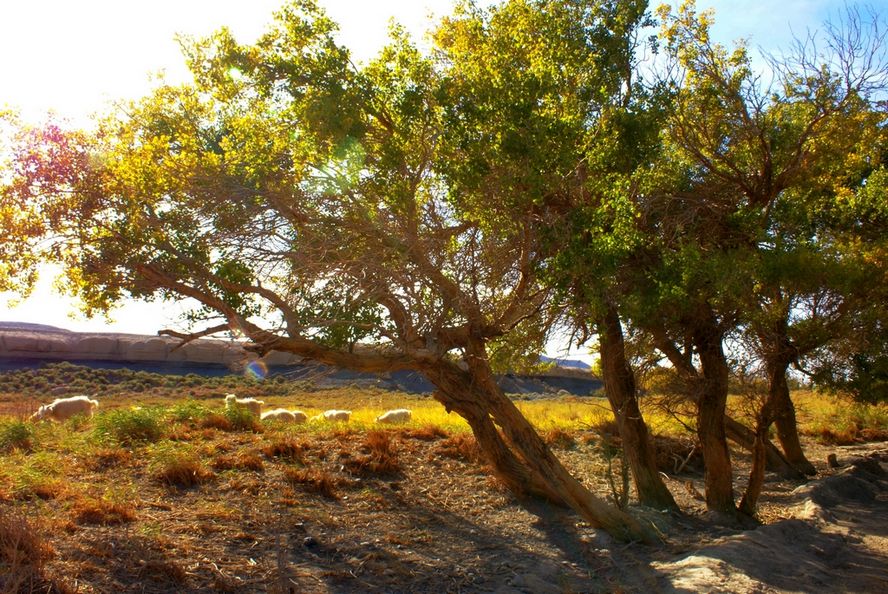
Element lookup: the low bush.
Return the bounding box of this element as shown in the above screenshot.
[223,406,262,432]
[0,421,33,452]
[94,407,165,445]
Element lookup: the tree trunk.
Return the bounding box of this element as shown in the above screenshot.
[738,432,767,516]
[724,415,803,479]
[424,358,658,543]
[598,307,678,510]
[769,360,816,476]
[428,385,564,503]
[739,358,791,515]
[692,315,736,515]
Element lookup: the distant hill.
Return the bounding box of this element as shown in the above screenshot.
[539,355,592,370]
[0,321,73,333]
[0,323,603,395]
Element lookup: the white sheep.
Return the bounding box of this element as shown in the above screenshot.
[224,394,264,416]
[31,396,99,422]
[260,408,308,423]
[375,408,412,424]
[311,409,352,423]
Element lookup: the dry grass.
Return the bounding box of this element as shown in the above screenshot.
[211,452,265,472]
[344,430,402,476]
[403,424,449,441]
[0,510,73,594]
[283,467,340,499]
[435,433,483,463]
[544,427,577,449]
[72,498,138,525]
[261,438,307,462]
[83,447,133,471]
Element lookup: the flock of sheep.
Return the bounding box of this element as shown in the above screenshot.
[28,394,413,425]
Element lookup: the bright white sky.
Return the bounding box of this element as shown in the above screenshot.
[0,0,883,352]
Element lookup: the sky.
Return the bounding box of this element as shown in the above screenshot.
[1,0,884,351]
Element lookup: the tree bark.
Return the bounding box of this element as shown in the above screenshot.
[424,358,658,543]
[738,432,767,516]
[692,315,737,515]
[428,382,565,504]
[598,306,678,510]
[769,360,816,476]
[739,358,789,515]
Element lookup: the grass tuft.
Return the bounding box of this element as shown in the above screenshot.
[84,447,133,471]
[72,498,137,525]
[0,510,73,593]
[283,467,339,499]
[261,439,307,462]
[151,445,213,488]
[223,406,263,432]
[211,452,265,472]
[199,413,233,431]
[544,427,577,449]
[0,420,34,452]
[94,407,165,445]
[345,431,402,476]
[168,401,211,423]
[435,433,483,463]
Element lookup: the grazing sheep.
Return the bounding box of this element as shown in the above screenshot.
[260,409,308,423]
[224,394,264,416]
[375,409,412,424]
[311,409,352,422]
[31,396,99,422]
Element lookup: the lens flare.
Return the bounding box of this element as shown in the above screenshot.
[245,360,268,381]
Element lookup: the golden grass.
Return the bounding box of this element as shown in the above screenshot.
[72,497,138,525]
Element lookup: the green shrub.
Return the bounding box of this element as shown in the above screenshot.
[0,421,33,452]
[94,407,165,445]
[223,405,262,432]
[168,401,211,423]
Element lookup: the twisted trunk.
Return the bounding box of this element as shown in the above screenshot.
[598,307,677,510]
[740,351,815,515]
[769,358,816,476]
[424,358,658,543]
[692,315,736,515]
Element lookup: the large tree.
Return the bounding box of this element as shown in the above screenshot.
[645,0,887,514]
[2,0,659,541]
[432,0,678,510]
